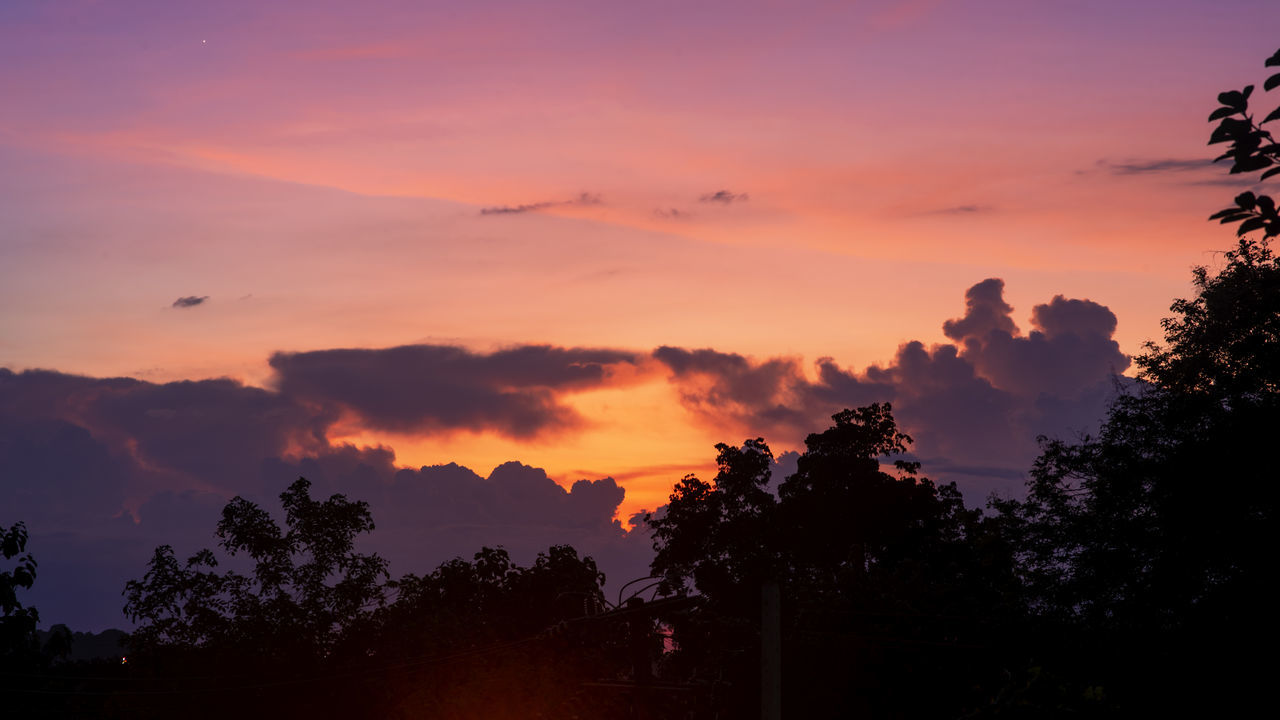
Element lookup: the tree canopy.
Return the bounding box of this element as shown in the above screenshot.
[648,403,1018,717]
[990,45,1280,715]
[123,477,388,666]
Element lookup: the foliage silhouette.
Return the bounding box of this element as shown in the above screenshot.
[108,479,634,719]
[649,403,1019,718]
[992,45,1280,716]
[123,477,388,666]
[1208,48,1280,236]
[1,521,40,666]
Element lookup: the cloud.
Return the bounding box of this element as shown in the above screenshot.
[1102,157,1211,175]
[698,190,749,204]
[1091,157,1267,187]
[654,208,693,220]
[479,192,601,215]
[0,290,1133,630]
[171,295,208,308]
[653,347,890,439]
[942,278,1018,341]
[921,204,991,215]
[0,362,652,631]
[269,344,641,439]
[655,279,1131,500]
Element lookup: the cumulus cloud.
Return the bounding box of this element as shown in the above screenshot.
[269,344,641,439]
[942,278,1019,340]
[0,361,651,631]
[171,295,208,308]
[699,190,749,204]
[654,279,1131,500]
[479,192,601,215]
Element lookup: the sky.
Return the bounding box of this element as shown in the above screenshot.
[2,0,1278,630]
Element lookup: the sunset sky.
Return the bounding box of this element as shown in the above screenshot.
[3,0,1278,630]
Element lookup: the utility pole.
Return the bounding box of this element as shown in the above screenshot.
[628,597,654,720]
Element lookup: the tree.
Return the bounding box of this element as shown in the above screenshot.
[648,437,778,600]
[372,545,628,719]
[120,481,629,719]
[123,478,389,666]
[648,404,1017,718]
[1,522,39,666]
[994,46,1280,714]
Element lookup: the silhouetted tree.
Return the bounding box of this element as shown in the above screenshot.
[993,46,1280,716]
[118,479,388,719]
[649,404,1017,718]
[1,521,40,666]
[124,478,388,665]
[116,479,631,719]
[372,545,630,719]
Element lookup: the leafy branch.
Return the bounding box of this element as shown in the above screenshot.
[1207,48,1280,238]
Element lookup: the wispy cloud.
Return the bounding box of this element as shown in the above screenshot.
[654,208,693,220]
[480,192,602,215]
[172,296,209,308]
[699,190,749,204]
[1102,158,1212,175]
[920,204,991,215]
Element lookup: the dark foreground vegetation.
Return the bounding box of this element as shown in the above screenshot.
[4,49,1280,719]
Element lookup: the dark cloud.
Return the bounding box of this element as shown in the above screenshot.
[655,279,1131,501]
[479,192,601,215]
[698,190,749,204]
[653,346,890,438]
[956,292,1129,399]
[0,362,651,631]
[269,344,640,439]
[171,295,208,308]
[0,291,1132,630]
[942,278,1019,341]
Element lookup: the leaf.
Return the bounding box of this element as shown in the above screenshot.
[1236,217,1267,235]
[1243,85,1255,100]
[1267,48,1280,67]
[1262,167,1280,180]
[1266,74,1280,92]
[1235,192,1257,209]
[1219,213,1253,224]
[1264,106,1280,124]
[1208,106,1237,121]
[1218,90,1245,109]
[1234,156,1273,173]
[1209,208,1242,220]
[1256,195,1276,215]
